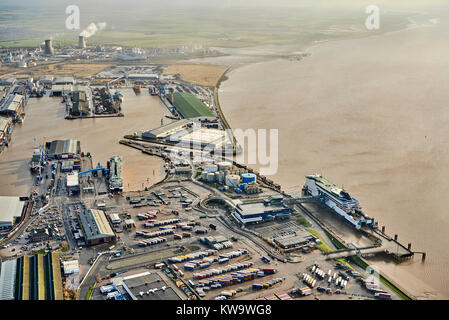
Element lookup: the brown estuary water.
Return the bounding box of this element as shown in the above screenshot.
[214,15,449,299]
[0,89,166,196]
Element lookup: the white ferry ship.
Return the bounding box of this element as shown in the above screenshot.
[303,174,375,229]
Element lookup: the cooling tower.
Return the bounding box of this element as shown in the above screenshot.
[44,39,54,55]
[78,35,86,49]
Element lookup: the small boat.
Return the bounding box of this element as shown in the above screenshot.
[30,146,42,173]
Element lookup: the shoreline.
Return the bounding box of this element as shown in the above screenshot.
[209,28,432,300]
[213,75,416,299]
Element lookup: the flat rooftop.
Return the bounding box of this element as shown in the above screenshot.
[123,272,181,300]
[273,230,316,248]
[176,127,227,147]
[236,201,287,217]
[0,196,25,227]
[142,119,193,139]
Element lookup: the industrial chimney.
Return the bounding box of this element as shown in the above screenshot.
[78,35,86,49]
[44,39,54,55]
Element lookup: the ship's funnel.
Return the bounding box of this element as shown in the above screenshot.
[44,39,54,55]
[78,35,86,49]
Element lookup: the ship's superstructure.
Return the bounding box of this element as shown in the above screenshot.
[303,174,374,229]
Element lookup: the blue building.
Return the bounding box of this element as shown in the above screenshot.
[232,197,290,225]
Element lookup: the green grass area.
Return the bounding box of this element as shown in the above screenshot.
[32,249,47,255]
[379,275,411,300]
[57,244,69,254]
[167,92,214,118]
[306,228,332,253]
[323,229,347,250]
[296,218,311,227]
[85,283,96,300]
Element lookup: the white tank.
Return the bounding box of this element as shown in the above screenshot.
[225,174,240,187]
[204,164,218,173]
[218,161,232,171]
[216,171,224,184]
[207,172,216,182]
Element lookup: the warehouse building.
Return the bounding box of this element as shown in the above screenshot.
[0,196,26,230]
[171,127,229,149]
[47,139,80,159]
[232,198,291,225]
[0,259,17,300]
[70,86,92,116]
[78,209,116,246]
[0,78,16,86]
[62,260,79,275]
[142,119,193,140]
[104,272,181,300]
[0,253,63,300]
[166,92,215,120]
[39,75,54,86]
[0,94,25,118]
[53,77,75,85]
[51,84,73,96]
[126,73,159,80]
[66,172,80,194]
[273,231,317,249]
[61,159,81,172]
[0,117,12,144]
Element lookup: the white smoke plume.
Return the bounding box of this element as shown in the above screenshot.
[79,22,107,38]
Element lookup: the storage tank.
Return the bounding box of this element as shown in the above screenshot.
[241,173,257,184]
[216,171,224,184]
[225,174,240,187]
[206,172,216,182]
[204,164,218,173]
[218,161,232,171]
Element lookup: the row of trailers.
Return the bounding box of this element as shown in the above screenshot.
[0,252,63,300]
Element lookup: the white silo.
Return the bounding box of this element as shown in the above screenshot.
[225,174,240,187]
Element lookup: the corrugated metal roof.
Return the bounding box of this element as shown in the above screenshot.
[0,259,17,300]
[0,94,23,113]
[79,209,114,241]
[0,118,10,133]
[53,77,74,84]
[142,119,193,139]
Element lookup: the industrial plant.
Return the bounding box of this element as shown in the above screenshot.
[0,17,429,304]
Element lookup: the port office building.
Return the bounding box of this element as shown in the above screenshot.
[78,209,116,246]
[232,197,291,225]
